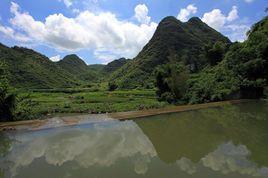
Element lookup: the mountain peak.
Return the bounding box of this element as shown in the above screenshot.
[160,16,178,23]
[103,57,129,73]
[111,15,231,88]
[63,54,80,60]
[58,54,88,74]
[188,17,203,23]
[61,54,86,65]
[158,16,182,27]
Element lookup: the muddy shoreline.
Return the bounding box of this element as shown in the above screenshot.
[0,99,252,131]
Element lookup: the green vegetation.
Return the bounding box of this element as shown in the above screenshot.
[155,57,189,103]
[0,62,16,121]
[103,58,130,73]
[57,54,105,82]
[9,90,167,120]
[0,16,267,121]
[155,16,268,104]
[0,44,84,88]
[110,16,230,89]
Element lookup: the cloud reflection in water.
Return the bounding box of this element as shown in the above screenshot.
[1,120,268,178]
[3,121,156,177]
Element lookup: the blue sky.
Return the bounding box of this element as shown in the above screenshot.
[0,0,267,64]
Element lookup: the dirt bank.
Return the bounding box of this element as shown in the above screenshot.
[108,99,252,120]
[0,99,252,131]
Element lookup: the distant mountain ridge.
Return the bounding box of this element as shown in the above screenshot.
[103,58,130,73]
[0,44,82,88]
[0,16,234,89]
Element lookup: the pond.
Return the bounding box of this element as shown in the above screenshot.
[0,101,268,178]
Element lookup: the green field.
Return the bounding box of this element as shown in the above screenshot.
[15,89,167,120]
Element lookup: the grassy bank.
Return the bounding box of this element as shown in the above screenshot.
[15,89,167,120]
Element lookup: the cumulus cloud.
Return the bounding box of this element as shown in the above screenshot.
[134,4,151,24]
[227,6,239,21]
[0,24,31,42]
[201,6,249,42]
[1,2,157,62]
[201,6,238,31]
[223,24,250,42]
[177,4,197,22]
[49,55,61,62]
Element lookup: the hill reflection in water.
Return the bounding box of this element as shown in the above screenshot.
[0,101,268,178]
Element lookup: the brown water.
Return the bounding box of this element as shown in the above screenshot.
[0,101,268,178]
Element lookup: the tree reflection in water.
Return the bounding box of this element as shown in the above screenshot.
[0,101,267,178]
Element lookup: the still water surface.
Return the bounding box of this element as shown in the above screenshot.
[0,101,268,178]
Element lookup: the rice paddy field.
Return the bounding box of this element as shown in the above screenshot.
[15,89,167,120]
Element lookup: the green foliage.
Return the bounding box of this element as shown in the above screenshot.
[108,82,118,91]
[103,58,129,73]
[204,41,228,66]
[0,44,82,88]
[57,54,105,83]
[155,57,189,103]
[184,64,240,103]
[155,16,268,104]
[0,61,16,121]
[224,17,268,98]
[111,16,230,89]
[14,93,40,120]
[9,90,167,120]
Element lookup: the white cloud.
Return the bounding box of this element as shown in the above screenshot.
[202,9,227,30]
[223,24,250,42]
[227,6,239,21]
[93,51,117,64]
[201,6,238,30]
[59,0,73,8]
[177,4,197,22]
[201,6,249,42]
[2,2,157,61]
[72,8,80,14]
[244,0,254,3]
[10,1,19,14]
[49,55,61,62]
[134,4,151,24]
[0,23,31,42]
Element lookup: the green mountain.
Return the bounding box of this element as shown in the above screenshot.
[111,16,231,89]
[57,54,103,82]
[57,54,88,75]
[103,58,130,73]
[0,44,81,88]
[155,16,268,103]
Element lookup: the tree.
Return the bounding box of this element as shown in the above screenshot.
[108,82,118,91]
[155,54,189,103]
[0,61,16,121]
[205,41,227,66]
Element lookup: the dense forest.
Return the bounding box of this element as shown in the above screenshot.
[154,16,268,103]
[0,16,267,121]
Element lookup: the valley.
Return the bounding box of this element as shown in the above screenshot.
[0,16,267,121]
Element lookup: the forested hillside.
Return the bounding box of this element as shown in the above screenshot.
[0,16,267,100]
[110,16,231,89]
[0,44,82,88]
[154,16,268,103]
